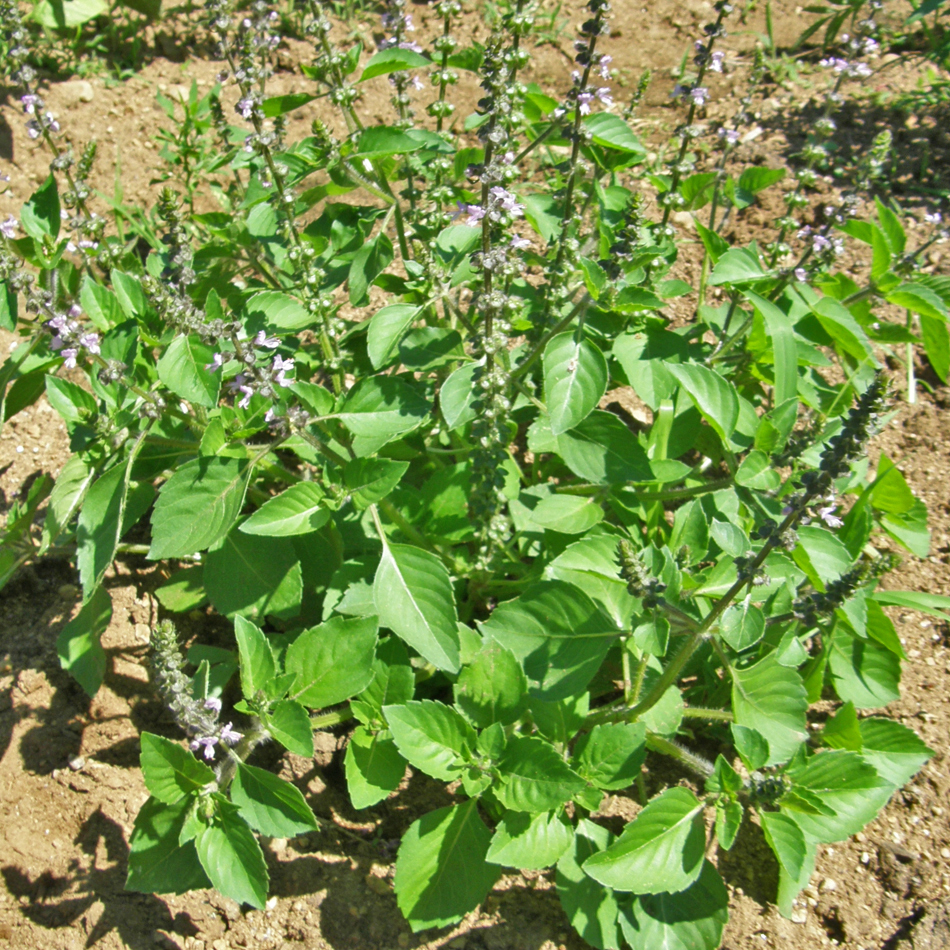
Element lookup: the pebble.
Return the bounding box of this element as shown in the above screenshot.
[790,908,807,924]
[68,755,84,771]
[59,80,94,105]
[861,852,871,865]
[820,878,837,892]
[941,848,950,859]
[265,896,277,910]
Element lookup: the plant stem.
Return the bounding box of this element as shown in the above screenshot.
[311,705,353,730]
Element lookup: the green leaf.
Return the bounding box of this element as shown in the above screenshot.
[261,92,317,117]
[738,166,786,194]
[556,410,653,484]
[731,723,769,771]
[56,585,112,697]
[871,455,916,514]
[0,281,15,331]
[528,494,605,534]
[734,450,781,491]
[344,457,409,509]
[126,796,211,895]
[707,247,767,287]
[486,810,574,870]
[556,819,622,950]
[234,615,276,701]
[871,589,950,623]
[440,361,480,430]
[667,363,738,445]
[239,482,330,537]
[828,628,901,708]
[32,0,106,27]
[793,525,853,587]
[264,700,315,757]
[359,48,432,81]
[41,454,95,552]
[885,282,948,321]
[354,636,415,721]
[716,802,743,851]
[480,581,619,701]
[809,296,874,361]
[455,639,526,728]
[204,530,303,621]
[583,113,645,155]
[619,860,729,950]
[543,332,608,436]
[149,457,250,559]
[245,291,312,330]
[157,335,221,408]
[374,542,460,673]
[367,304,420,370]
[394,800,499,932]
[285,615,378,708]
[731,655,808,766]
[785,750,890,843]
[496,736,587,812]
[383,699,475,781]
[345,725,406,809]
[858,718,933,789]
[195,800,269,910]
[140,733,215,804]
[528,693,590,746]
[349,232,394,305]
[154,568,207,613]
[821,701,863,751]
[335,375,429,456]
[77,460,153,599]
[719,599,766,652]
[573,722,647,791]
[45,375,97,424]
[582,786,706,893]
[760,811,807,880]
[21,176,60,241]
[920,313,949,383]
[231,762,318,837]
[744,290,799,404]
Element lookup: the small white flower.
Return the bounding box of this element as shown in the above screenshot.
[0,215,17,240]
[204,697,222,713]
[690,87,709,106]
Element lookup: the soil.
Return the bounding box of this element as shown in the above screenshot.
[1,1,949,949]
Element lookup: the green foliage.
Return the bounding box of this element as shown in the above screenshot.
[0,0,940,946]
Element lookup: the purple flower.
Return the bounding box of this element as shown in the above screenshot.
[710,51,725,72]
[718,128,739,145]
[273,355,295,387]
[26,121,40,140]
[819,504,843,529]
[510,235,531,250]
[0,215,17,239]
[925,212,942,224]
[464,204,486,226]
[191,735,219,760]
[68,304,82,318]
[411,75,424,91]
[79,332,100,355]
[254,331,280,349]
[577,91,595,115]
[794,267,807,281]
[690,86,709,106]
[812,234,832,253]
[236,97,255,119]
[20,94,40,114]
[205,352,226,372]
[598,54,612,80]
[48,314,67,331]
[489,186,524,217]
[61,348,78,369]
[220,722,243,746]
[204,697,223,713]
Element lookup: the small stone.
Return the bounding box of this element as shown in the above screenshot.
[265,897,277,911]
[60,80,94,105]
[790,908,807,924]
[68,756,84,771]
[212,941,229,950]
[941,848,950,859]
[861,852,871,865]
[820,878,837,892]
[269,837,287,854]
